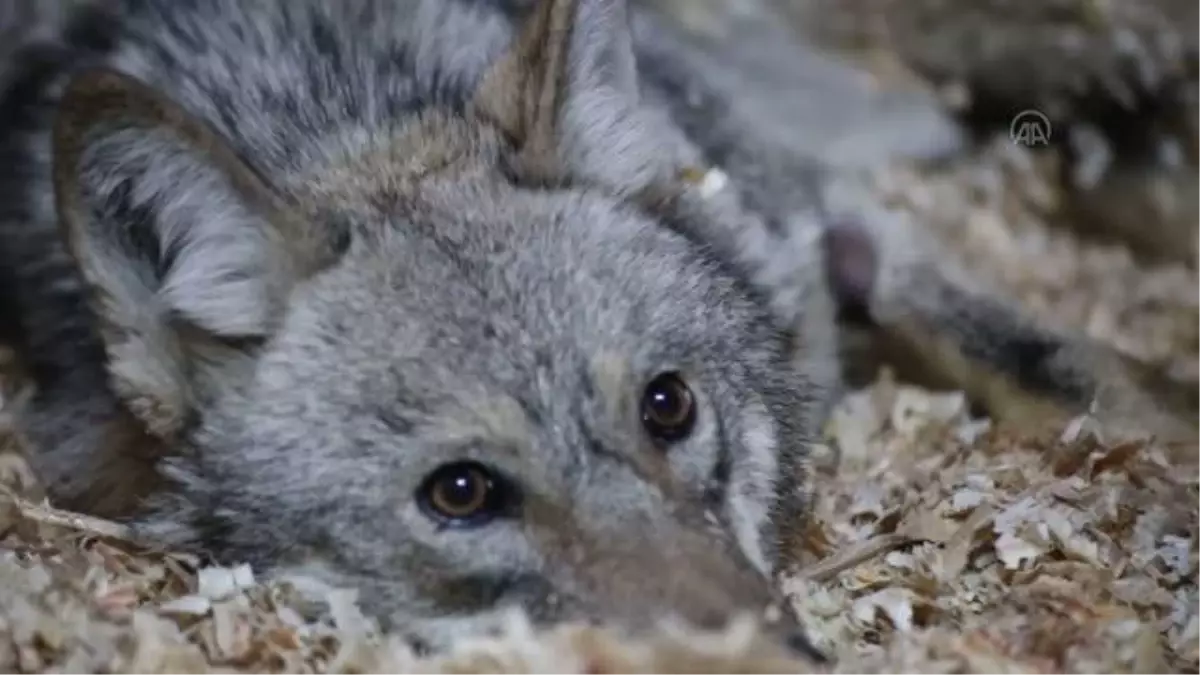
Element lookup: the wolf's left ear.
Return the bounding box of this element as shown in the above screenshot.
[51,69,340,440]
[472,0,668,192]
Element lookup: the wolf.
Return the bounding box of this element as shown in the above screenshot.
[0,0,1192,656]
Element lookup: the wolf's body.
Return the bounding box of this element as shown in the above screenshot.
[0,0,1191,655]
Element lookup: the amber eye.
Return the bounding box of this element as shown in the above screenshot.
[640,372,697,444]
[418,462,503,526]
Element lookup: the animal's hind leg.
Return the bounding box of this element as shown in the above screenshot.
[822,219,1197,444]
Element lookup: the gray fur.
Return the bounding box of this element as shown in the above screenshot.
[0,0,828,654]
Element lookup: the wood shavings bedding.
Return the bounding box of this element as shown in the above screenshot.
[872,136,1199,378]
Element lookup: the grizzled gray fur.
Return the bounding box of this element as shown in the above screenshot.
[0,0,1192,656]
[0,0,834,653]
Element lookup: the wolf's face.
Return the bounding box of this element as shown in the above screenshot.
[186,174,814,649]
[48,0,825,655]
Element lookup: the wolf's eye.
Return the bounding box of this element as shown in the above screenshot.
[640,372,697,444]
[418,462,503,526]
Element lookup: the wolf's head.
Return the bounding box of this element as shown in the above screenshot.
[49,0,832,655]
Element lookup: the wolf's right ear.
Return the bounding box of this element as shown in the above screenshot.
[472,0,675,194]
[52,69,341,439]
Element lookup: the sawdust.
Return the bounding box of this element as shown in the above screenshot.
[873,136,1199,379]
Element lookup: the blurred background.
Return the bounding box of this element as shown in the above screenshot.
[640,0,1198,392]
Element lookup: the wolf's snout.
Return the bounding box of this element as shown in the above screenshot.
[662,568,826,663]
[566,525,824,662]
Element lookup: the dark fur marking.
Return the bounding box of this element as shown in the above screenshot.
[940,288,1091,403]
